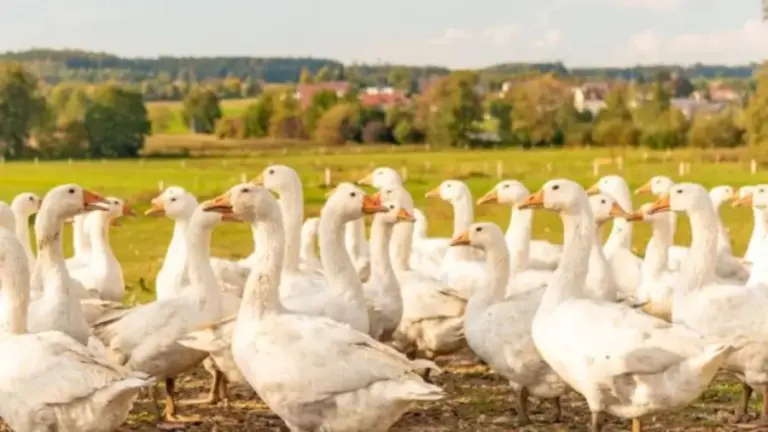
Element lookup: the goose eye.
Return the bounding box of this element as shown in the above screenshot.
[601,199,606,204]
[112,200,119,205]
[388,205,395,210]
[28,196,33,201]
[552,184,560,191]
[475,227,482,232]
[760,189,765,194]
[170,197,177,202]
[242,188,250,193]
[676,189,683,194]
[350,192,356,198]
[68,188,75,194]
[446,184,452,188]
[503,184,509,189]
[268,169,274,175]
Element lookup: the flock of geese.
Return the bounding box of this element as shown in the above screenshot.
[2,164,768,431]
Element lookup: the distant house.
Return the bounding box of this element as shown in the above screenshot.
[359,87,408,109]
[708,81,742,103]
[670,98,726,120]
[573,87,607,116]
[294,81,350,109]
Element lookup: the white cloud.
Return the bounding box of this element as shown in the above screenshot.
[535,29,562,49]
[427,28,469,45]
[619,20,768,65]
[622,0,689,12]
[427,24,517,47]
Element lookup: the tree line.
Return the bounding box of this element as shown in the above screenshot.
[3,61,768,159]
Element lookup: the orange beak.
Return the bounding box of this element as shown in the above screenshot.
[648,194,671,215]
[450,230,471,246]
[476,190,498,205]
[83,189,109,211]
[251,173,265,186]
[361,194,387,214]
[585,184,600,196]
[635,181,652,195]
[625,210,645,222]
[357,173,374,186]
[396,208,415,222]
[202,193,234,215]
[144,197,165,216]
[732,193,753,208]
[519,190,545,210]
[424,186,441,198]
[609,202,633,219]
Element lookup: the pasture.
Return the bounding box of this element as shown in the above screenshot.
[146,98,258,134]
[0,147,763,430]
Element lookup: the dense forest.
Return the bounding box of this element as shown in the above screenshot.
[0,49,757,85]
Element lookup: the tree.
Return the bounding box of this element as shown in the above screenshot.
[393,119,415,144]
[240,76,260,98]
[242,92,275,138]
[0,63,47,157]
[303,90,339,133]
[148,106,173,134]
[744,65,768,148]
[315,66,332,82]
[181,85,222,134]
[361,120,389,143]
[591,86,639,147]
[419,71,483,148]
[313,103,360,146]
[507,73,572,147]
[83,84,150,157]
[269,90,305,138]
[634,82,688,149]
[689,109,743,148]
[486,97,513,139]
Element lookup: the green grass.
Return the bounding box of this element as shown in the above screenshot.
[1,147,764,302]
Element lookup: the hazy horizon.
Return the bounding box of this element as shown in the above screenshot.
[1,0,766,69]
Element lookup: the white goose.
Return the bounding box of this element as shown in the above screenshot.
[586,175,642,300]
[0,202,14,232]
[738,185,766,266]
[709,185,750,282]
[346,216,371,282]
[648,183,768,423]
[738,187,768,287]
[453,222,567,426]
[0,227,154,432]
[299,217,322,272]
[201,182,444,432]
[425,179,485,296]
[91,205,228,425]
[10,192,40,272]
[69,197,134,302]
[521,179,731,432]
[65,213,91,272]
[635,175,689,271]
[27,185,109,344]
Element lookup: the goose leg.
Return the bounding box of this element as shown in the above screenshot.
[589,411,603,432]
[516,387,532,426]
[218,375,230,408]
[161,378,203,425]
[550,397,562,423]
[632,418,642,432]
[731,382,753,423]
[183,369,224,406]
[760,385,768,423]
[421,368,432,384]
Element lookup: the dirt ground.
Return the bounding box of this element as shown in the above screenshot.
[0,350,759,431]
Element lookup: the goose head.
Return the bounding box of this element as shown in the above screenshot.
[253,164,300,193]
[735,185,756,205]
[734,185,768,210]
[477,180,530,207]
[589,193,632,226]
[358,166,402,189]
[102,197,136,227]
[145,186,197,220]
[425,180,470,204]
[11,192,41,217]
[709,185,735,209]
[648,183,711,215]
[324,183,386,223]
[635,176,674,196]
[202,183,277,223]
[39,184,109,222]
[449,222,505,251]
[519,179,588,214]
[586,175,628,199]
[0,202,15,232]
[371,191,415,225]
[625,202,662,223]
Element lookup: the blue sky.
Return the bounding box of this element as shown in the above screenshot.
[0,0,765,68]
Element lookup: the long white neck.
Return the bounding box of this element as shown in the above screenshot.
[299,223,321,269]
[412,212,428,239]
[185,216,222,312]
[505,207,532,272]
[87,214,117,269]
[320,210,366,301]
[642,217,672,283]
[276,179,303,272]
[745,207,767,262]
[389,222,413,272]
[676,204,719,301]
[33,207,69,299]
[72,213,91,259]
[369,215,395,277]
[0,235,30,335]
[606,187,633,250]
[450,193,475,261]
[240,213,284,322]
[11,209,34,270]
[155,216,191,299]
[344,218,367,259]
[466,238,510,322]
[539,204,594,314]
[585,221,617,301]
[711,199,733,254]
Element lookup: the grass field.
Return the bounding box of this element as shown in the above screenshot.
[146,98,258,134]
[1,147,764,430]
